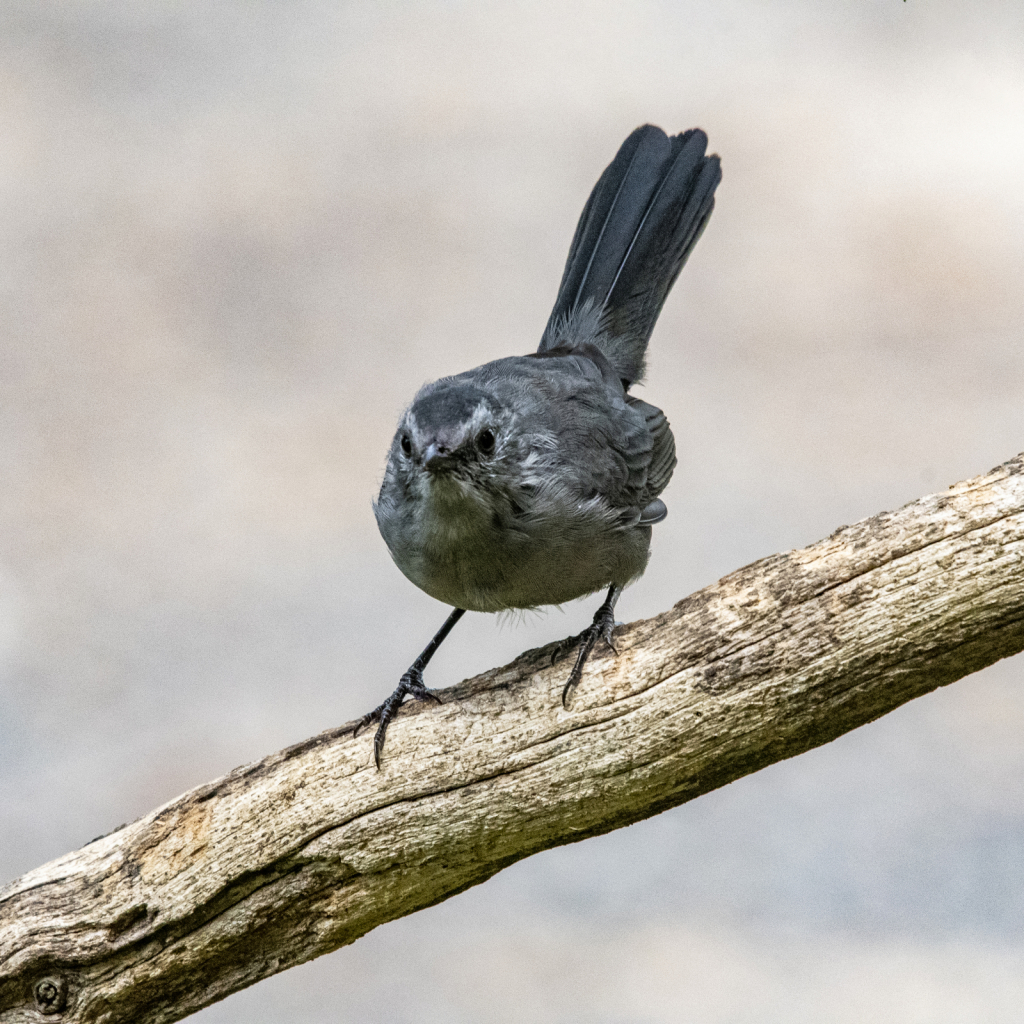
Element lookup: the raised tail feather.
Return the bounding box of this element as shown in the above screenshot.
[539,125,721,387]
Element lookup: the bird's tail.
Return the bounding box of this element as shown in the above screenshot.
[539,125,721,387]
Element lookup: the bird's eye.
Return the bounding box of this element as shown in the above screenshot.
[400,434,412,456]
[477,429,496,454]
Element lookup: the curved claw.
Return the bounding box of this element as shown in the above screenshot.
[373,724,389,770]
[602,628,618,656]
[558,586,623,707]
[561,668,583,708]
[550,634,577,667]
[354,606,465,769]
[356,668,446,769]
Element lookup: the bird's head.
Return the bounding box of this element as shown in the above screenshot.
[379,377,517,513]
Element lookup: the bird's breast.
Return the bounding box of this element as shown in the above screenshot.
[378,476,649,612]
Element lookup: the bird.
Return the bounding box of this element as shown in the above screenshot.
[354,124,721,767]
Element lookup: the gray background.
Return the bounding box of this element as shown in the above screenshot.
[2,1,1023,1021]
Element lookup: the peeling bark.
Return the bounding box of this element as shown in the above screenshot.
[2,453,1024,1023]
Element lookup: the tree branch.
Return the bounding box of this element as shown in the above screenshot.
[3,454,1024,1023]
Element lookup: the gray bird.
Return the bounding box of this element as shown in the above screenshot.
[356,124,721,766]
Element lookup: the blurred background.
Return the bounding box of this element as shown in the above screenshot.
[1,1,1023,1021]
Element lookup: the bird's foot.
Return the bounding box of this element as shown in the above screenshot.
[553,602,619,707]
[352,667,442,769]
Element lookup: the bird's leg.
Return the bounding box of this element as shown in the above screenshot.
[555,584,622,707]
[353,607,465,768]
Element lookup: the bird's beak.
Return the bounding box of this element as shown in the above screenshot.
[423,442,452,472]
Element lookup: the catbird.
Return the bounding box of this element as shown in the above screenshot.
[355,124,721,766]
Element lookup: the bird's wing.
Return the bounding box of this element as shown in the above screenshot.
[484,352,657,517]
[626,396,677,502]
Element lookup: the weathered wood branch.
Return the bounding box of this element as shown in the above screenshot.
[3,454,1024,1023]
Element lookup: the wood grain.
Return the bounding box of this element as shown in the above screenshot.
[2,453,1023,1023]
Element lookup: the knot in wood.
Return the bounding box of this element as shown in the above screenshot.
[33,975,68,1015]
